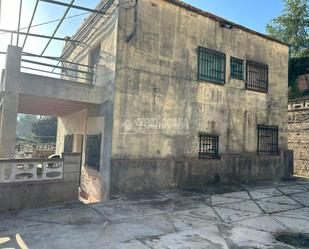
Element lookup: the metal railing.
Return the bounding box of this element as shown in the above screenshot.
[0,158,63,183]
[20,53,95,84]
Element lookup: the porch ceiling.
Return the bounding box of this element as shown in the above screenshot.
[18,94,90,116]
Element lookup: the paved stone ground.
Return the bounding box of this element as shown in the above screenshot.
[1,179,309,249]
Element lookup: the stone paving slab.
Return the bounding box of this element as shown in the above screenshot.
[234,215,287,233]
[249,188,283,199]
[0,179,308,248]
[216,200,262,213]
[211,196,244,206]
[277,185,308,195]
[258,196,301,206]
[256,200,301,214]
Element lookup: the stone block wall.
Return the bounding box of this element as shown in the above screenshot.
[288,99,309,177]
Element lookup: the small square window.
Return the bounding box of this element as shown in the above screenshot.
[246,60,268,92]
[90,44,101,67]
[231,57,244,80]
[198,47,226,84]
[85,134,101,170]
[198,133,219,159]
[257,125,278,155]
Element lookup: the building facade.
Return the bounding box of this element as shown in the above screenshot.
[0,0,292,203]
[57,0,292,202]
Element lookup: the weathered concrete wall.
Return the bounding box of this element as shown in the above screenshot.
[112,0,289,160]
[60,0,290,200]
[288,98,309,177]
[59,3,119,202]
[56,109,87,154]
[0,153,81,213]
[111,150,293,195]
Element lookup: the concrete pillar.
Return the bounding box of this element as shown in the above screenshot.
[3,46,22,91]
[0,46,22,158]
[0,92,19,158]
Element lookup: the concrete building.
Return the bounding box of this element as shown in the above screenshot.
[1,0,292,203]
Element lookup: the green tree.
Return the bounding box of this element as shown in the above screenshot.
[267,0,309,58]
[31,117,57,143]
[16,114,38,140]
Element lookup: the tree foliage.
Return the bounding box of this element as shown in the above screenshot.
[31,117,57,143]
[267,0,309,58]
[16,114,38,140]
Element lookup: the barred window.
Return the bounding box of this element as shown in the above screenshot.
[257,125,278,155]
[198,47,226,84]
[246,61,268,92]
[231,57,244,80]
[198,133,219,159]
[85,134,101,170]
[64,134,73,153]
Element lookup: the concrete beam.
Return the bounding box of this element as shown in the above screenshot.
[17,73,105,104]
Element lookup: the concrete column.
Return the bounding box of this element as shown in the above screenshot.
[0,46,22,158]
[0,92,19,158]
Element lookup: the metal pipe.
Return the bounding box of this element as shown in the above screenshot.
[0,28,83,43]
[40,0,75,56]
[0,0,2,26]
[22,52,94,68]
[17,0,23,46]
[125,0,138,42]
[21,59,93,75]
[40,0,107,14]
[20,66,91,81]
[22,0,39,50]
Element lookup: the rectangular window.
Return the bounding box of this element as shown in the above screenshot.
[64,134,73,153]
[231,57,244,80]
[198,47,226,84]
[257,125,278,155]
[198,133,219,159]
[90,44,101,67]
[246,60,268,92]
[85,134,101,170]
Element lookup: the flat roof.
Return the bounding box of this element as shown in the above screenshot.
[164,0,289,47]
[64,0,289,56]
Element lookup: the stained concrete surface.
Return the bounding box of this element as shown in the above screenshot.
[0,179,309,249]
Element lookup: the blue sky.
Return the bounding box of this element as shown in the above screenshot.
[0,0,284,70]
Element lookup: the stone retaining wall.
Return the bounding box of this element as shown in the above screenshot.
[288,98,309,177]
